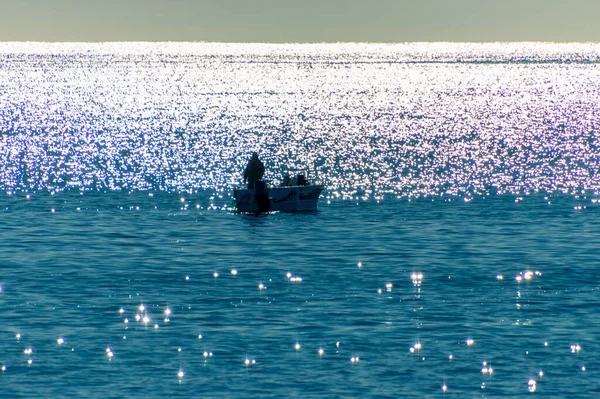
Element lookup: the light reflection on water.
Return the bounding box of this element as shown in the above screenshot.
[1,192,600,397]
[1,42,600,199]
[1,43,600,397]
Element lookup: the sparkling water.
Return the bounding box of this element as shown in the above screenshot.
[1,43,600,398]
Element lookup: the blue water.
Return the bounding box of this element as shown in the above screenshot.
[1,43,600,398]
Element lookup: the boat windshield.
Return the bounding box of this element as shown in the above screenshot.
[280,170,317,186]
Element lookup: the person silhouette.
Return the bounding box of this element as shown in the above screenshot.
[243,152,265,189]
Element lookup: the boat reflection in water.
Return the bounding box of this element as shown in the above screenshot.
[233,172,325,213]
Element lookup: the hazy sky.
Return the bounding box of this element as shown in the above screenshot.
[2,0,599,43]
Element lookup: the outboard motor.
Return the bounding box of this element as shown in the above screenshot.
[254,180,270,213]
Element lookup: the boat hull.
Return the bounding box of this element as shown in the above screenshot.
[233,185,325,213]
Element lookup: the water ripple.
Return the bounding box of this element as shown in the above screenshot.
[1,43,600,200]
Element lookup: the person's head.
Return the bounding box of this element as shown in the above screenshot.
[252,152,258,158]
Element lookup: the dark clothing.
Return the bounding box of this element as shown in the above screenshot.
[244,153,265,189]
[254,180,270,212]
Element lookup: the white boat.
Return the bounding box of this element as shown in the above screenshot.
[233,172,325,213]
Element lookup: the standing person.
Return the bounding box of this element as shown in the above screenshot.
[243,152,265,189]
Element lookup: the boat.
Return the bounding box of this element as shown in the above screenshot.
[233,171,325,213]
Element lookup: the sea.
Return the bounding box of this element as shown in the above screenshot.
[1,42,600,398]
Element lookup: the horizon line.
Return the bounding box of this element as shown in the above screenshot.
[2,40,600,45]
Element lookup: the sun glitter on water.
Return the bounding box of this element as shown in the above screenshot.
[2,43,600,200]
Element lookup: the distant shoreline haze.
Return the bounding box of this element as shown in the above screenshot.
[1,0,600,43]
